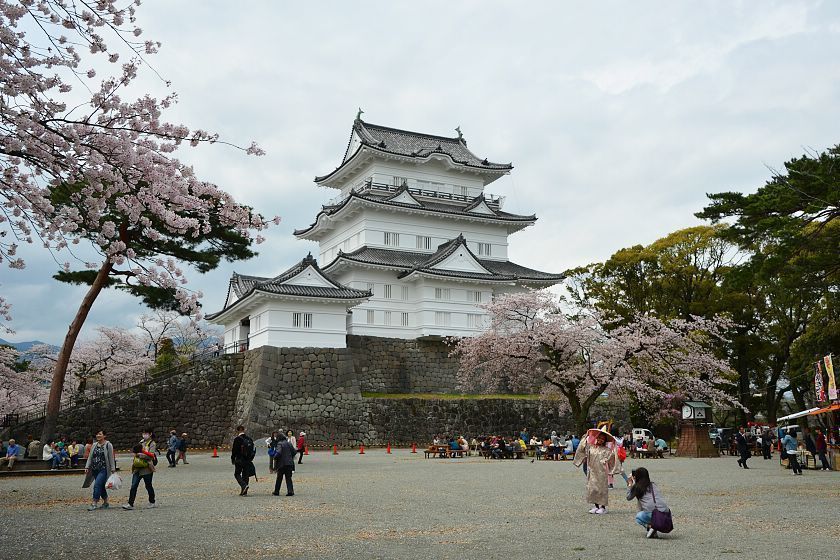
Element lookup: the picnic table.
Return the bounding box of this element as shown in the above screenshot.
[423,445,465,459]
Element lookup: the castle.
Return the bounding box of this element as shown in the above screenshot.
[208,113,562,350]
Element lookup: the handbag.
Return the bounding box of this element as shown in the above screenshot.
[650,487,674,533]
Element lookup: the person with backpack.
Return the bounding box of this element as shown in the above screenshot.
[166,430,179,468]
[123,429,158,509]
[626,467,672,539]
[271,433,295,496]
[231,425,256,496]
[122,443,157,510]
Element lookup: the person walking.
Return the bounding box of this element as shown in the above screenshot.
[83,430,116,511]
[735,427,751,469]
[296,431,306,464]
[271,433,295,497]
[231,425,256,496]
[573,427,618,514]
[124,429,158,509]
[176,433,189,465]
[782,429,802,475]
[166,430,179,468]
[626,467,671,539]
[761,429,772,459]
[266,431,279,474]
[815,428,831,471]
[123,443,157,510]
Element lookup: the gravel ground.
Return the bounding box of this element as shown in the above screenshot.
[0,450,836,559]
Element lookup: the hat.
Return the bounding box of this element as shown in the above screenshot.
[299,431,306,436]
[586,427,616,447]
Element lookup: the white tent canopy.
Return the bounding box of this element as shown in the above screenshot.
[777,407,821,422]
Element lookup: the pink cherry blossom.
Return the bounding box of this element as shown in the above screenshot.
[453,290,743,433]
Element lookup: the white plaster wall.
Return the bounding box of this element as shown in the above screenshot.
[220,298,352,350]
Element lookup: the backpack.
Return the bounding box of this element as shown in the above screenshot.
[241,435,256,461]
[142,443,158,466]
[617,446,627,462]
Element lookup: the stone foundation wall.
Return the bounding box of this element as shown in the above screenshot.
[7,337,635,449]
[231,346,374,446]
[348,335,459,393]
[9,354,244,449]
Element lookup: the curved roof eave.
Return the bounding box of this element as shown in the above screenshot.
[315,144,512,185]
[206,288,371,324]
[293,193,536,238]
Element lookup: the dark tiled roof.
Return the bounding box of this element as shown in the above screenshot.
[294,191,535,237]
[207,254,371,320]
[316,119,512,182]
[324,242,563,284]
[355,121,512,170]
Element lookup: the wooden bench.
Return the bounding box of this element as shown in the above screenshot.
[423,446,465,459]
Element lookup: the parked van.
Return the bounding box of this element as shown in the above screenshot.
[631,428,655,448]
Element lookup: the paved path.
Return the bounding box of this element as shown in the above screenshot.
[0,450,836,559]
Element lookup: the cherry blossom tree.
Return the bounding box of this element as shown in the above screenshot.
[0,2,277,440]
[454,290,742,434]
[137,309,221,361]
[0,344,49,414]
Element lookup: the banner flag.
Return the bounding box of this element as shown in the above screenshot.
[815,361,826,402]
[825,354,837,401]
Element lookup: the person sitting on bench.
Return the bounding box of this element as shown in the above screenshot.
[0,439,20,470]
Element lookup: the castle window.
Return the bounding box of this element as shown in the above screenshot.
[366,310,375,324]
[392,176,407,187]
[477,242,492,256]
[467,290,482,303]
[293,312,312,329]
[384,311,392,326]
[384,284,394,299]
[416,235,432,250]
[401,312,409,327]
[401,286,409,300]
[435,312,451,327]
[384,232,399,247]
[467,313,482,328]
[434,288,450,300]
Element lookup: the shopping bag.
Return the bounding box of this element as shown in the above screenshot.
[105,473,122,490]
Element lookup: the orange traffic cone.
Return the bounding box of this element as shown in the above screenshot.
[411,442,417,454]
[386,443,391,454]
[304,445,309,456]
[333,444,338,455]
[211,447,219,458]
[359,444,365,454]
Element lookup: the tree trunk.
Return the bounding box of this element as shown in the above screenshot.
[40,260,113,443]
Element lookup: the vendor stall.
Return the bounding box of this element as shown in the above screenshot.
[778,403,839,470]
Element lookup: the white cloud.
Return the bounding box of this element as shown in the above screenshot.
[3,0,840,345]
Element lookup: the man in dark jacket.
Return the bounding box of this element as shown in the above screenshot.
[735,427,750,469]
[231,425,256,496]
[271,433,295,497]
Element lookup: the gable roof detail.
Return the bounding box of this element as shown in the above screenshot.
[316,118,513,184]
[462,193,497,216]
[323,242,564,285]
[207,253,372,321]
[383,184,423,207]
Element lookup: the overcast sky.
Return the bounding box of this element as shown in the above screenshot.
[3,0,840,345]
